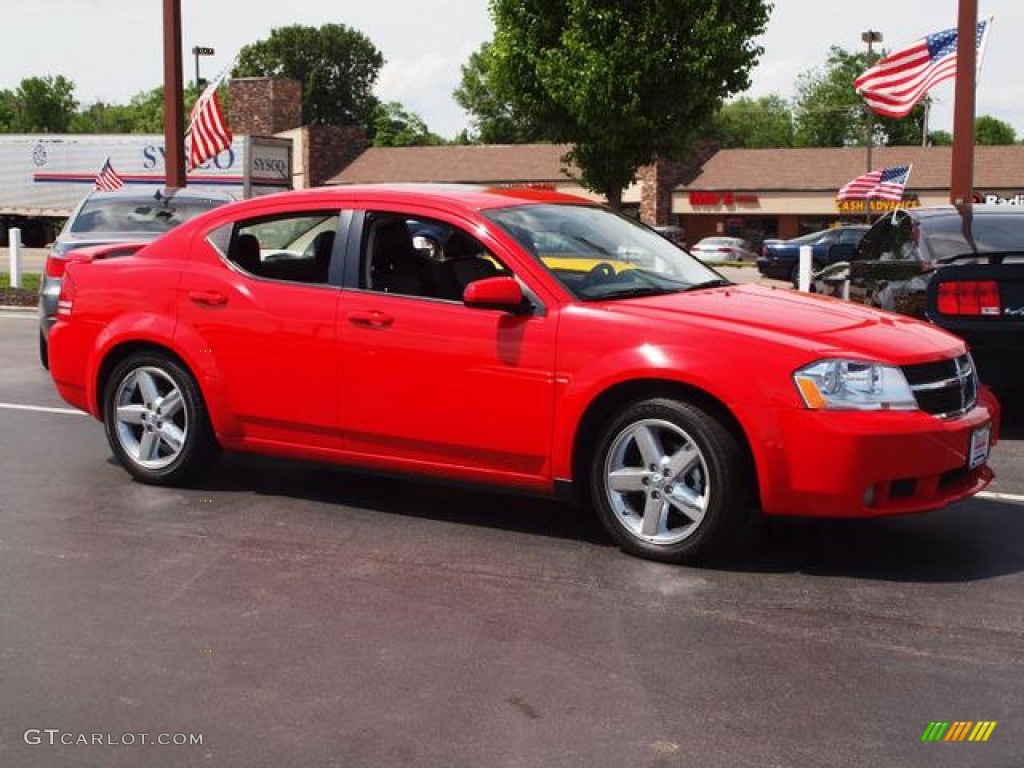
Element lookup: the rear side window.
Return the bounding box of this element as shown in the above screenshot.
[225,212,340,285]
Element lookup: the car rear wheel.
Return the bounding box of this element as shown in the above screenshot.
[103,352,219,485]
[588,398,752,564]
[39,331,49,369]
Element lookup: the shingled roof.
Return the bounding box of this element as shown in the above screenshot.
[328,143,578,185]
[678,146,1024,192]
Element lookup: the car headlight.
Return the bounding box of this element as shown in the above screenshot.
[793,359,917,411]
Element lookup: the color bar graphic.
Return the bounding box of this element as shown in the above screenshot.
[921,721,996,742]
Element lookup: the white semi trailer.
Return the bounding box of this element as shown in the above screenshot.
[0,133,291,245]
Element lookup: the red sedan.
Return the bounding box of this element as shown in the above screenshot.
[48,185,998,564]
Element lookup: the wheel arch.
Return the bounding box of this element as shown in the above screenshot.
[570,378,760,509]
[95,341,201,420]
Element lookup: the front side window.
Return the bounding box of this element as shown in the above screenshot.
[360,213,512,301]
[485,204,723,300]
[226,212,338,285]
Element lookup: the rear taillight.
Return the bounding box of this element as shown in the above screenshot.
[936,280,1001,316]
[56,270,75,318]
[45,252,68,279]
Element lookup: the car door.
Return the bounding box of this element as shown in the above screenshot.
[335,209,559,485]
[176,209,346,448]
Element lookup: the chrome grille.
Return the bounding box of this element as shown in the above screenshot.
[902,354,977,419]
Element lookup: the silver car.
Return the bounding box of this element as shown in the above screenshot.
[38,188,232,367]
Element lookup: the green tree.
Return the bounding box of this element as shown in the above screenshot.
[0,89,17,130]
[927,129,953,146]
[793,47,926,148]
[482,0,771,207]
[372,102,445,147]
[974,115,1016,145]
[233,23,383,128]
[71,82,204,133]
[707,95,793,148]
[3,75,78,132]
[453,42,546,144]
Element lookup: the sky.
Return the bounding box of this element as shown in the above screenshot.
[1,1,1020,141]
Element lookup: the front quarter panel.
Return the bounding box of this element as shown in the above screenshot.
[550,304,806,490]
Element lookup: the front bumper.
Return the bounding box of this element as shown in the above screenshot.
[757,389,998,518]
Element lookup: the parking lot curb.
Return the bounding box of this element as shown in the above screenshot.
[0,305,36,314]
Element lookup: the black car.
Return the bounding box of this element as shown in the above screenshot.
[756,225,869,283]
[844,205,1024,393]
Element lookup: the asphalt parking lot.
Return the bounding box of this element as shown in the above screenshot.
[0,309,1022,768]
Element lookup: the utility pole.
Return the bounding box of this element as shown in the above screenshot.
[861,29,883,223]
[162,0,186,189]
[950,0,978,205]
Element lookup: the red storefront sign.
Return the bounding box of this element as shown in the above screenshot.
[689,191,759,207]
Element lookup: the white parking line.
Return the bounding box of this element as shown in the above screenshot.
[977,490,1024,505]
[0,401,87,416]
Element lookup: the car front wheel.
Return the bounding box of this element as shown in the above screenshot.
[588,398,752,564]
[103,352,219,485]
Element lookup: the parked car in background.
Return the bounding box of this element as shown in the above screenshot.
[757,225,869,283]
[653,224,687,249]
[690,236,757,262]
[48,185,998,565]
[843,205,1024,393]
[38,187,233,368]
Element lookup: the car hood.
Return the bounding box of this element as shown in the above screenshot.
[598,284,964,364]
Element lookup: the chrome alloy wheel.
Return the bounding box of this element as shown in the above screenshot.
[113,366,189,470]
[603,418,710,545]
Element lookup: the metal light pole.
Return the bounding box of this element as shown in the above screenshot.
[192,45,215,89]
[861,29,883,223]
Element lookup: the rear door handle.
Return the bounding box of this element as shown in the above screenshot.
[188,290,228,307]
[347,310,394,329]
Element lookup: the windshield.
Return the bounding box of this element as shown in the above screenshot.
[70,196,224,235]
[486,204,724,300]
[923,213,1024,261]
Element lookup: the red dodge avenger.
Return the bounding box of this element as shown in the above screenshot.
[48,185,999,564]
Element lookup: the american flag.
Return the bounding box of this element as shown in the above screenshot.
[855,20,990,118]
[187,64,233,170]
[94,156,125,191]
[837,165,912,201]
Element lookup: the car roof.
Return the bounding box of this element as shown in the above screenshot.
[219,183,597,216]
[902,204,1024,221]
[83,187,236,203]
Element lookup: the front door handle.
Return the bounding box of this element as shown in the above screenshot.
[188,290,228,307]
[347,310,394,329]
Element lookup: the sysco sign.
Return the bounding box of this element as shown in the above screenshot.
[141,144,236,171]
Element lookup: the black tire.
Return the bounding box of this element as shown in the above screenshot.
[102,352,219,485]
[587,398,753,564]
[39,331,49,370]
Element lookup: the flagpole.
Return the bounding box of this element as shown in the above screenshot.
[950,0,978,206]
[861,30,883,224]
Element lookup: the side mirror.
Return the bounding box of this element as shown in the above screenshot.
[463,276,530,314]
